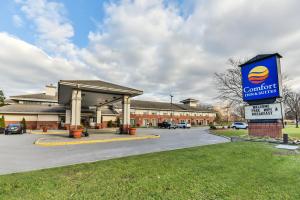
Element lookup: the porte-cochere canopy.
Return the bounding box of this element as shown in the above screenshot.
[58,80,143,133]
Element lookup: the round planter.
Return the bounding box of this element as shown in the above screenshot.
[72,129,82,139]
[129,128,136,135]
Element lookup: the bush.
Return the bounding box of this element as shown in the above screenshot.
[210,125,217,130]
[107,120,113,128]
[21,117,27,130]
[115,118,120,127]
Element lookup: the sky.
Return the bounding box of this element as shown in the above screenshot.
[0,0,300,104]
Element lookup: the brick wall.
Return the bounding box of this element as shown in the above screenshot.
[129,114,215,127]
[249,122,283,138]
[5,121,59,130]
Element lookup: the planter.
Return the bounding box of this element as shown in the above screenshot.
[72,129,82,139]
[42,127,48,132]
[129,128,136,135]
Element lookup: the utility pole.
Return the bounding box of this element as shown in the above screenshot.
[170,94,173,123]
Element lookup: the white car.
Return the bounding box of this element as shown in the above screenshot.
[231,122,248,129]
[177,122,191,129]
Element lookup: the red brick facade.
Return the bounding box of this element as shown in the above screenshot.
[248,122,283,138]
[5,121,59,130]
[129,114,215,127]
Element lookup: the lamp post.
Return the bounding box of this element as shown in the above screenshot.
[170,94,173,123]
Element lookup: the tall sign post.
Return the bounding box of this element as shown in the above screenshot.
[240,53,284,138]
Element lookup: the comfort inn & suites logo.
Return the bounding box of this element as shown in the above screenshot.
[248,66,269,84]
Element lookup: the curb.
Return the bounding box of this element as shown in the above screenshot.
[35,135,160,147]
[31,132,69,135]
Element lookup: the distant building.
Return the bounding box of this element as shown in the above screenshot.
[0,84,216,129]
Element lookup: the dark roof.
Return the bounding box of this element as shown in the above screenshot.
[0,104,65,114]
[130,100,213,112]
[180,98,199,103]
[10,93,58,101]
[59,80,143,94]
[239,53,282,67]
[131,100,183,111]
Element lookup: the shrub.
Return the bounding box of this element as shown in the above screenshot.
[210,125,217,130]
[107,120,113,128]
[21,117,27,130]
[115,118,120,127]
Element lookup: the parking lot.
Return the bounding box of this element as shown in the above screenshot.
[0,127,228,175]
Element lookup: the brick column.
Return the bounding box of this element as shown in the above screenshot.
[248,121,283,138]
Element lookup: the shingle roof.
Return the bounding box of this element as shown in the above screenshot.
[130,100,213,112]
[0,104,65,114]
[10,93,58,101]
[0,104,118,115]
[180,98,199,103]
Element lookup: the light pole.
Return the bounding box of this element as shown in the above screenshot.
[170,94,173,123]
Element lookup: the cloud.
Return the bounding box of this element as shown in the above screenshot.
[2,0,300,105]
[12,15,23,27]
[0,32,96,96]
[16,0,77,58]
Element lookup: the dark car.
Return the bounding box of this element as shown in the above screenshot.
[158,122,177,129]
[4,124,25,135]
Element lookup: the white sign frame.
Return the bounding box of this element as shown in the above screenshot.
[245,103,283,120]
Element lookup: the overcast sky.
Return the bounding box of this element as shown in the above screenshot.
[0,0,300,104]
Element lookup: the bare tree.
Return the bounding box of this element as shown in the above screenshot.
[284,89,300,128]
[214,58,244,104]
[214,58,247,118]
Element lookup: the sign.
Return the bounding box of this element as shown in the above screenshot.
[241,55,282,101]
[245,103,283,120]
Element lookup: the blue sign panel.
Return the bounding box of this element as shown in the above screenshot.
[241,55,281,101]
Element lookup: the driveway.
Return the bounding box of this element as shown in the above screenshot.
[0,127,229,175]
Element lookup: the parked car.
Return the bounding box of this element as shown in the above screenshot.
[231,122,248,129]
[0,127,4,134]
[177,122,191,129]
[158,122,177,129]
[4,124,25,135]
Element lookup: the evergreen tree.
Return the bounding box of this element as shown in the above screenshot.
[0,116,5,128]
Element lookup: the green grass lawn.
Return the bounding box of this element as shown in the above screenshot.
[1,142,300,199]
[213,129,248,137]
[213,125,300,139]
[283,125,300,139]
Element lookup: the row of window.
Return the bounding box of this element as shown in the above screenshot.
[131,111,215,117]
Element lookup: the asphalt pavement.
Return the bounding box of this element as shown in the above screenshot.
[0,127,229,175]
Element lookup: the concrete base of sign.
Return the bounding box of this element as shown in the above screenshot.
[248,121,283,138]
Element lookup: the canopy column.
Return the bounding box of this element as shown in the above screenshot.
[96,107,102,129]
[71,89,82,129]
[122,95,131,134]
[65,109,71,130]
